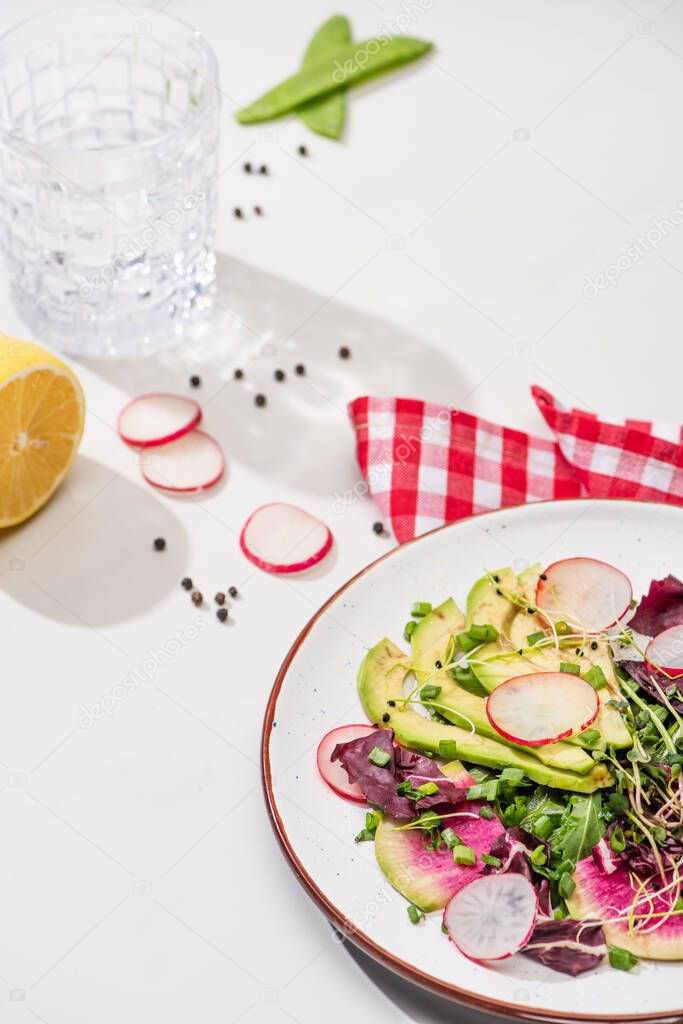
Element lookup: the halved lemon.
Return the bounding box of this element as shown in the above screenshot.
[0,335,85,528]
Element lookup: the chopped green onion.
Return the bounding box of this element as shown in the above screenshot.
[416,810,441,829]
[485,780,500,801]
[481,854,502,867]
[469,623,491,641]
[453,665,488,697]
[420,684,441,702]
[534,814,554,840]
[466,783,486,801]
[610,827,626,853]
[368,747,391,768]
[396,780,418,798]
[584,665,607,691]
[457,631,480,654]
[411,602,432,618]
[526,630,545,646]
[531,844,547,866]
[558,872,576,899]
[417,781,439,798]
[403,620,417,642]
[407,904,424,925]
[441,827,460,849]
[453,845,476,866]
[479,806,494,820]
[560,662,581,675]
[577,727,601,747]
[438,739,458,758]
[608,945,639,971]
[500,767,525,784]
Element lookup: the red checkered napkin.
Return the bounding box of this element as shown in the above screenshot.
[348,387,683,544]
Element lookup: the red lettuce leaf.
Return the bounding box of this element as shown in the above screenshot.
[331,729,467,820]
[522,918,606,976]
[620,660,683,714]
[630,574,683,635]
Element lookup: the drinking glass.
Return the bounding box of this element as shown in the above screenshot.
[0,4,220,358]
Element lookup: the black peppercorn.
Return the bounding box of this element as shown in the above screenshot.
[274,369,285,381]
[338,346,351,359]
[228,586,238,598]
[372,522,384,535]
[234,368,244,380]
[216,607,228,622]
[255,393,267,407]
[153,537,166,551]
[254,205,263,216]
[215,592,226,605]
[259,164,268,175]
[233,207,243,219]
[189,374,201,388]
[294,363,305,376]
[243,161,252,173]
[191,590,203,606]
[181,577,193,590]
[297,145,308,156]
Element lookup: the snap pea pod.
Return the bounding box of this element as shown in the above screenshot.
[298,15,351,140]
[236,35,432,124]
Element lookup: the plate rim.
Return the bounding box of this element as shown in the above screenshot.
[261,498,683,1023]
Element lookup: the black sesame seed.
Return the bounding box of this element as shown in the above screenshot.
[234,368,244,380]
[387,700,396,707]
[228,586,238,598]
[496,589,502,596]
[153,537,166,551]
[338,346,351,359]
[189,374,201,388]
[191,590,203,606]
[527,607,535,614]
[372,521,384,535]
[297,145,308,156]
[591,641,598,650]
[233,207,243,219]
[381,712,390,723]
[254,393,267,407]
[243,161,252,173]
[215,592,226,605]
[493,574,500,583]
[216,607,228,623]
[259,164,268,175]
[274,369,285,382]
[435,660,442,669]
[294,363,305,376]
[575,648,581,655]
[254,205,263,216]
[181,577,193,590]
[518,649,523,656]
[540,573,547,581]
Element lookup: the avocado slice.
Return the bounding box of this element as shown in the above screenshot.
[466,567,521,634]
[411,600,596,774]
[358,639,613,793]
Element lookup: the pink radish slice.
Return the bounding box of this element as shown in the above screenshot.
[486,672,598,747]
[645,625,683,678]
[535,557,632,632]
[443,872,538,961]
[240,502,333,574]
[141,430,224,493]
[316,724,376,802]
[118,393,201,448]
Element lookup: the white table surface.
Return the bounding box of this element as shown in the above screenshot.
[1,1,683,1022]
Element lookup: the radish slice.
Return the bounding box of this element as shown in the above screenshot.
[316,724,376,802]
[443,873,538,961]
[535,557,632,632]
[486,672,598,746]
[118,393,201,448]
[240,502,333,574]
[141,430,224,493]
[645,625,683,678]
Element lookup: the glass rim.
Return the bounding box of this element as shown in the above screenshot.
[0,1,220,163]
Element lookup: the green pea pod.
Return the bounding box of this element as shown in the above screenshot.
[236,35,433,124]
[298,15,351,140]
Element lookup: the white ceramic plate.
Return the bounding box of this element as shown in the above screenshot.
[262,500,683,1022]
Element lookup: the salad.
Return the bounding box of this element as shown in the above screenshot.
[316,558,683,975]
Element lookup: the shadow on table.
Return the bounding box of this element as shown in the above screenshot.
[344,940,508,1024]
[0,455,188,627]
[82,253,462,498]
